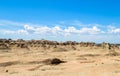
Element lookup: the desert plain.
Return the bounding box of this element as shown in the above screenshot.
[0,39,120,76]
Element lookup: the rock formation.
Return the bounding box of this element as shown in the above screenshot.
[0,39,119,51]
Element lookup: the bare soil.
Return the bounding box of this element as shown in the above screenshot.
[0,46,120,76]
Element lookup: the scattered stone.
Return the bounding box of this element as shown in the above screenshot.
[6,70,8,72]
[101,62,104,64]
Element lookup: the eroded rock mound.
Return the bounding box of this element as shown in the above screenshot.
[0,39,119,51]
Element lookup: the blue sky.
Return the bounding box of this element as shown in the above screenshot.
[0,0,120,43]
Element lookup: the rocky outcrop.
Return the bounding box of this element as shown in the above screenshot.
[101,42,119,50]
[0,39,119,51]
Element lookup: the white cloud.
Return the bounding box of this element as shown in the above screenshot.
[23,25,103,36]
[34,26,51,34]
[0,29,29,35]
[64,26,103,35]
[24,24,35,31]
[0,20,24,26]
[2,30,15,34]
[17,30,29,35]
[80,26,103,34]
[0,20,105,35]
[110,28,120,33]
[51,26,63,35]
[0,25,104,36]
[108,26,120,34]
[64,26,79,33]
[1,20,120,43]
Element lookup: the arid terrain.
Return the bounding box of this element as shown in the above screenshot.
[0,39,120,76]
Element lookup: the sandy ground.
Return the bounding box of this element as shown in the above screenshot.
[0,46,120,76]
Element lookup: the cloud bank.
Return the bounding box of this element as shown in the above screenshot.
[0,20,120,43]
